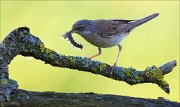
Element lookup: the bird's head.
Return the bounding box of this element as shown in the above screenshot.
[65,20,95,38]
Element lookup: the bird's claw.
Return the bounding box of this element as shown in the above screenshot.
[89,56,95,59]
[110,63,117,76]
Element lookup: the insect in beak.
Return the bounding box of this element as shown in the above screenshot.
[63,29,76,39]
[63,29,83,49]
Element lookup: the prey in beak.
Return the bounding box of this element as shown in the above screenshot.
[63,29,83,49]
[63,29,75,39]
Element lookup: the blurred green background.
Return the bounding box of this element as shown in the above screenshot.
[0,1,179,102]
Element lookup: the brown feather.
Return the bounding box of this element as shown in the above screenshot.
[95,20,134,38]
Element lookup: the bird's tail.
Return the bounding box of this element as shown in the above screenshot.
[129,13,159,30]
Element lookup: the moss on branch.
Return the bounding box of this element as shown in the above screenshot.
[0,27,177,101]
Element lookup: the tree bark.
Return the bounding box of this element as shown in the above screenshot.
[0,89,179,107]
[0,27,177,104]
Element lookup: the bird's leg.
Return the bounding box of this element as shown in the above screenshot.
[90,47,102,59]
[114,44,122,66]
[110,44,122,76]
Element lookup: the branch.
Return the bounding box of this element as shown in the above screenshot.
[0,89,179,107]
[0,27,177,101]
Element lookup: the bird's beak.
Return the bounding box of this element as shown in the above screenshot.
[63,29,76,39]
[69,29,76,34]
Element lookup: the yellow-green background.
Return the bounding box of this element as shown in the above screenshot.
[0,0,179,102]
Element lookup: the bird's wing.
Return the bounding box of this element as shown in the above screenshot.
[95,19,135,38]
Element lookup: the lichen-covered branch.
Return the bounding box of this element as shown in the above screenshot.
[0,27,177,100]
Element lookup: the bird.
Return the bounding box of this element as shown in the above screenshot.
[64,13,159,75]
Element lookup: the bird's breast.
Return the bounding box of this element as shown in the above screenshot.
[82,33,128,48]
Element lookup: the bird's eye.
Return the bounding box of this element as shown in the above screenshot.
[78,25,85,31]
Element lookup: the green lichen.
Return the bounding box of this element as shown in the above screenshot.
[134,75,141,83]
[125,68,132,77]
[40,42,45,53]
[0,79,8,85]
[145,66,163,81]
[39,42,54,58]
[124,68,142,84]
[91,67,99,72]
[92,67,98,72]
[91,63,107,73]
[45,48,54,59]
[67,56,76,64]
[19,31,24,36]
[99,63,107,71]
[159,79,168,86]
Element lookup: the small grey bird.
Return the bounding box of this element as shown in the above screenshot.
[64,13,159,74]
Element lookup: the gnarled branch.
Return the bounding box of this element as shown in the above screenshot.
[0,27,177,101]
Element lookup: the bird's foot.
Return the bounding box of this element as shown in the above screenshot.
[0,79,18,101]
[89,54,100,59]
[110,63,117,76]
[89,56,94,59]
